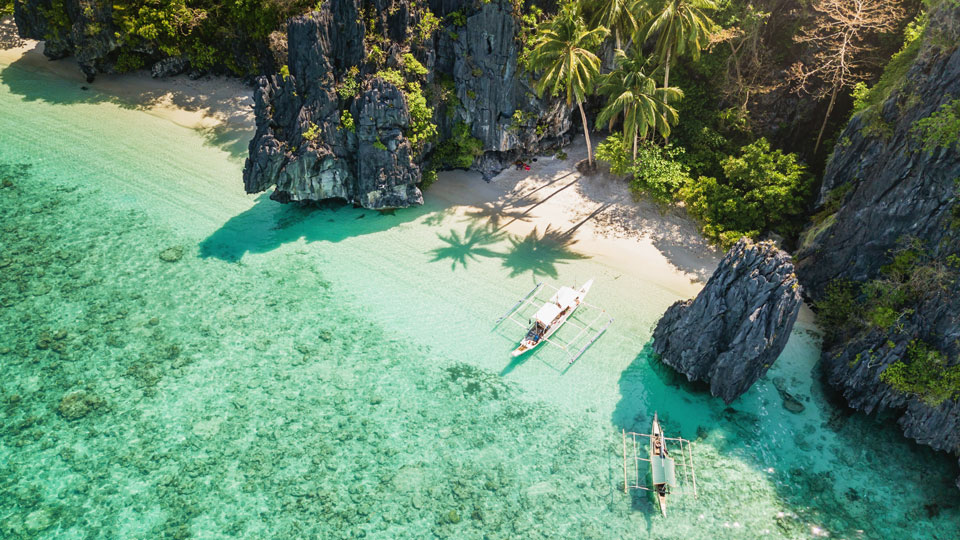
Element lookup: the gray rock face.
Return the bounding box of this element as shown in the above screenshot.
[795,2,960,488]
[14,0,118,81]
[244,0,570,206]
[653,238,803,404]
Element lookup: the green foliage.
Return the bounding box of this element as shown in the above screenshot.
[816,242,956,342]
[373,137,388,151]
[337,66,361,100]
[302,122,321,142]
[414,9,441,44]
[105,0,314,76]
[881,340,960,406]
[431,122,484,169]
[812,182,855,224]
[367,44,386,66]
[555,149,568,160]
[1,0,14,16]
[681,138,811,248]
[375,69,437,150]
[596,134,692,203]
[447,9,467,27]
[339,110,355,133]
[527,2,607,105]
[279,64,290,81]
[401,53,428,78]
[114,50,146,73]
[516,5,545,70]
[420,167,439,190]
[815,280,863,342]
[911,99,960,153]
[851,9,927,116]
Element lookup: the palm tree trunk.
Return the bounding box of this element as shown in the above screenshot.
[632,130,638,160]
[814,85,838,155]
[663,47,672,144]
[578,99,593,167]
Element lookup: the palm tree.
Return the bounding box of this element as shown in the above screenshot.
[636,0,717,96]
[587,0,645,52]
[529,3,609,168]
[596,48,683,159]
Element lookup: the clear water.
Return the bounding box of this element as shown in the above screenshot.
[1,59,958,540]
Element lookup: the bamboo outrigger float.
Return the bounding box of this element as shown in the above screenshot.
[622,413,698,516]
[495,279,613,365]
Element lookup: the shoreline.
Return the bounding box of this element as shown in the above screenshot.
[1,21,719,300]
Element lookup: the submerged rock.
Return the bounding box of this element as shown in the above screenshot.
[158,246,183,263]
[58,390,103,420]
[652,238,803,404]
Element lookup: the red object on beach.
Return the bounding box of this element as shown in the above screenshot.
[524,164,531,171]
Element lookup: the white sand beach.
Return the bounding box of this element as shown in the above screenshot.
[1,17,719,301]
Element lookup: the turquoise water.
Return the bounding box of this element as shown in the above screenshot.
[1,60,958,539]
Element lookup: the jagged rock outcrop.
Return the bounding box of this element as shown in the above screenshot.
[14,0,118,81]
[243,0,569,207]
[653,238,803,404]
[795,1,960,487]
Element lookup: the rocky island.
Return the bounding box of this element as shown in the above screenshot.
[653,238,803,404]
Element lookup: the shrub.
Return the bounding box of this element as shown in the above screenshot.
[420,167,439,190]
[680,138,812,247]
[401,53,428,78]
[880,340,960,406]
[911,98,960,153]
[279,64,291,81]
[415,9,441,43]
[339,110,355,133]
[596,134,692,203]
[432,122,484,169]
[337,66,360,100]
[814,280,863,342]
[302,122,321,142]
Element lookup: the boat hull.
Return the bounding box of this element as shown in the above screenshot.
[510,280,593,357]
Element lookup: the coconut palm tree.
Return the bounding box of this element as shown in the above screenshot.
[529,3,609,167]
[596,48,683,159]
[587,0,645,52]
[636,0,717,96]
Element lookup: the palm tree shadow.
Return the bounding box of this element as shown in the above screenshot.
[429,222,507,270]
[463,194,539,229]
[500,225,588,278]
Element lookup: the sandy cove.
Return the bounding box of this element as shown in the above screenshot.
[1,19,720,300]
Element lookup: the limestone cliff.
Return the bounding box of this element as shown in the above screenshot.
[244,0,569,208]
[795,1,960,487]
[653,238,803,404]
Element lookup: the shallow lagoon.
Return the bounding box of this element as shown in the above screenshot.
[1,60,959,539]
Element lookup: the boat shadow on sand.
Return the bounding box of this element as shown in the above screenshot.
[199,193,426,262]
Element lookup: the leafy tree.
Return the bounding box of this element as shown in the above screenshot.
[528,2,608,167]
[681,137,811,247]
[596,134,691,202]
[596,47,682,159]
[635,0,718,101]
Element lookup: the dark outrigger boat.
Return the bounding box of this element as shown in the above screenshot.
[622,413,698,516]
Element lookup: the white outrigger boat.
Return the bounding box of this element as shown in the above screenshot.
[495,279,612,365]
[622,413,699,517]
[512,279,593,357]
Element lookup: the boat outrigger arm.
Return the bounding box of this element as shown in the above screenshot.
[494,281,614,365]
[621,427,698,503]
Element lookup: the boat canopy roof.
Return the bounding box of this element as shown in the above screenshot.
[535,303,562,325]
[555,287,578,307]
[651,455,677,486]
